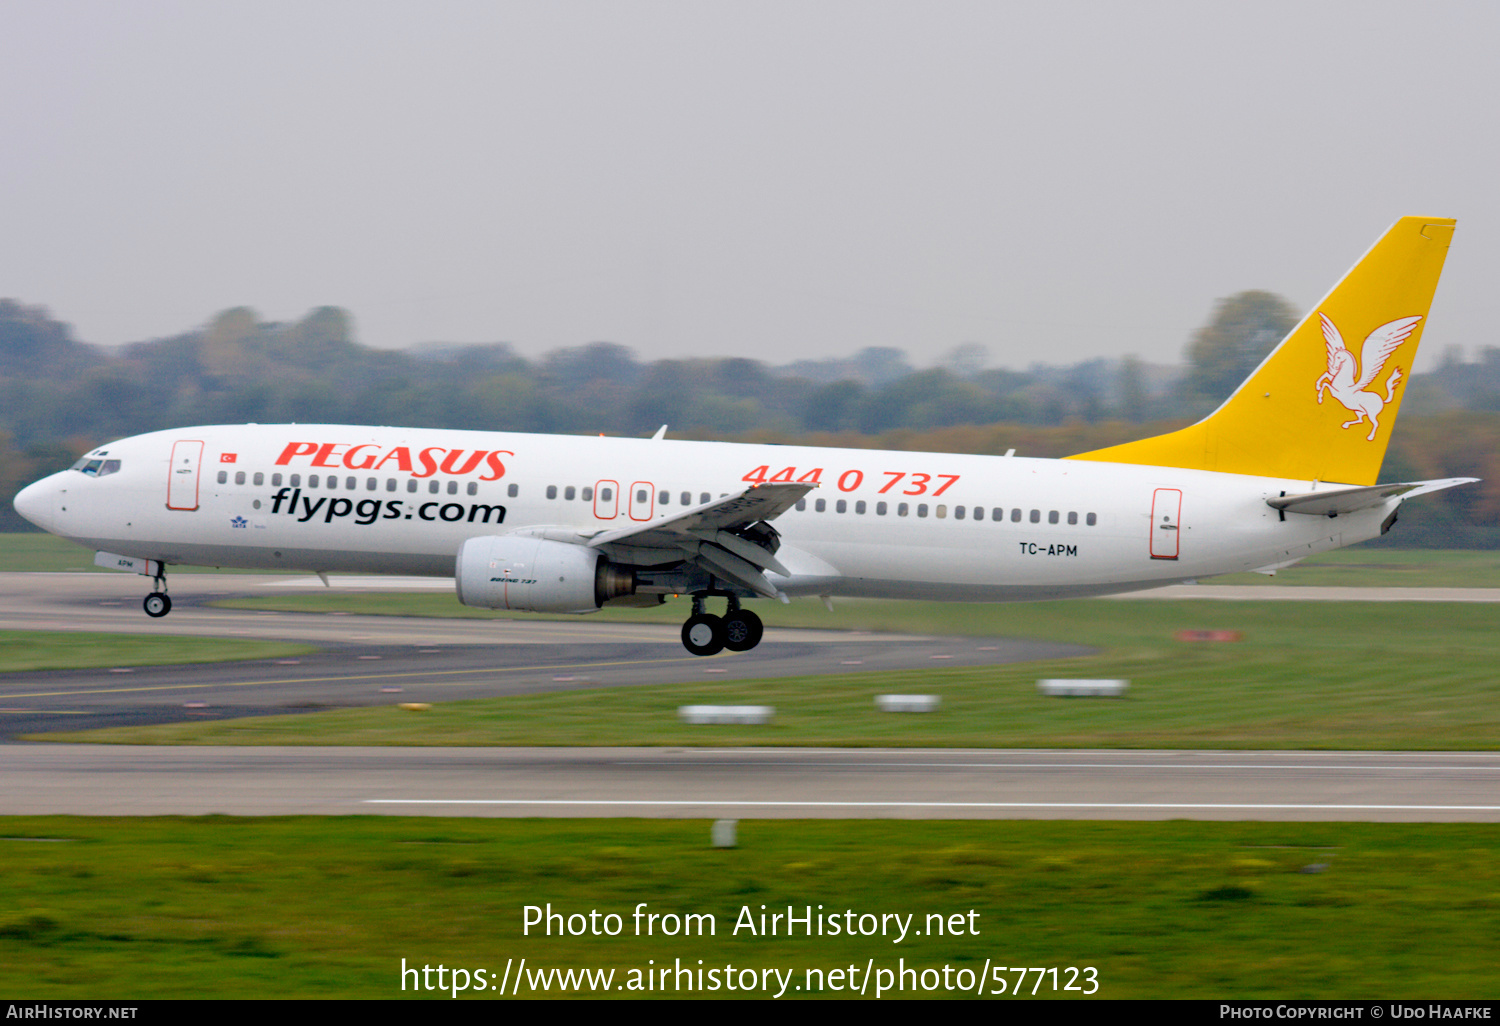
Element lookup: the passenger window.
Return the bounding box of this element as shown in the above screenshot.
[796,499,807,511]
[658,490,669,505]
[407,480,418,493]
[428,480,439,494]
[835,499,846,513]
[1030,509,1041,523]
[272,473,283,487]
[467,482,478,496]
[815,498,826,512]
[235,471,246,485]
[1049,510,1059,524]
[366,478,377,491]
[602,487,613,502]
[935,505,946,519]
[855,500,866,514]
[680,492,691,506]
[253,472,264,486]
[917,504,928,518]
[582,487,593,501]
[955,505,965,520]
[547,485,558,499]
[217,470,228,484]
[876,501,887,515]
[636,488,648,503]
[290,474,301,487]
[898,503,909,517]
[1068,511,1078,525]
[565,486,576,501]
[1011,508,1021,523]
[386,479,397,492]
[508,484,519,497]
[446,481,457,495]
[1086,512,1097,526]
[699,492,710,504]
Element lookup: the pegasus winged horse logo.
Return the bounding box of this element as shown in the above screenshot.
[1314,312,1421,441]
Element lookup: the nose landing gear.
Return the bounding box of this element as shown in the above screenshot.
[680,593,763,656]
[143,569,171,618]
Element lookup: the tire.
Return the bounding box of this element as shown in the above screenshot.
[722,609,764,651]
[681,613,725,656]
[143,592,172,618]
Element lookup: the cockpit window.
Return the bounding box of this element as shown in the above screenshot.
[70,458,122,478]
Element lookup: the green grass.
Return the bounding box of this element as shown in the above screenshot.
[0,817,1494,999]
[0,631,312,672]
[40,600,1500,749]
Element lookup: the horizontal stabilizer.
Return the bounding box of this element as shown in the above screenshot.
[1268,477,1478,517]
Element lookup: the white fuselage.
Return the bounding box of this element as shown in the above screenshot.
[13,424,1389,602]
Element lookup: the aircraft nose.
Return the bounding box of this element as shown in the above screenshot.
[12,476,58,532]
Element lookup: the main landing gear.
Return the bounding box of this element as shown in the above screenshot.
[680,593,763,656]
[143,569,171,618]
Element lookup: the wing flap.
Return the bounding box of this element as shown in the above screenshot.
[586,482,813,594]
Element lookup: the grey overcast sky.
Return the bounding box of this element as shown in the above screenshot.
[2,0,1497,372]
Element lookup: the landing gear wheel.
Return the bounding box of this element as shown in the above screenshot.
[143,592,172,618]
[722,609,764,652]
[681,613,725,656]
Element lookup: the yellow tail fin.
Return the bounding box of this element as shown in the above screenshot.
[1067,217,1455,485]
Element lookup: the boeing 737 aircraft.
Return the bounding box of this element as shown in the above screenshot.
[12,217,1475,655]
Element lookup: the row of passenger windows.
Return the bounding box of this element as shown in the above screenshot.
[217,470,520,498]
[795,497,1097,525]
[213,469,1097,526]
[544,485,713,505]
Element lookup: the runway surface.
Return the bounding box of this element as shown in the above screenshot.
[4,745,1497,821]
[1,571,1495,822]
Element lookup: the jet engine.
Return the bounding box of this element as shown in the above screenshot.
[455,535,637,613]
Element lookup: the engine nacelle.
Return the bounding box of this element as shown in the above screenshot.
[455,535,636,613]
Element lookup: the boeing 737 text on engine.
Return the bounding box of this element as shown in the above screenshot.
[12,217,1475,655]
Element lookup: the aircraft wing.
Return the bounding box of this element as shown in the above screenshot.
[585,482,814,598]
[1267,477,1478,517]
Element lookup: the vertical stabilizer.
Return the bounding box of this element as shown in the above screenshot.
[1067,217,1455,485]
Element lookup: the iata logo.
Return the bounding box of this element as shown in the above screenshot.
[1315,312,1421,441]
[274,442,512,480]
[230,516,248,529]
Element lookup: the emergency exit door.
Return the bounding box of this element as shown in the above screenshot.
[1150,488,1182,560]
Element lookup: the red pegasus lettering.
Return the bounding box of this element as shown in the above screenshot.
[310,443,349,468]
[374,447,413,473]
[439,449,486,475]
[481,451,512,481]
[275,442,318,466]
[343,444,380,470]
[413,447,445,478]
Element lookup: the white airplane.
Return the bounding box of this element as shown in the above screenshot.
[12,217,1475,656]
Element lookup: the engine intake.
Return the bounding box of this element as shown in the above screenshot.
[455,535,636,613]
